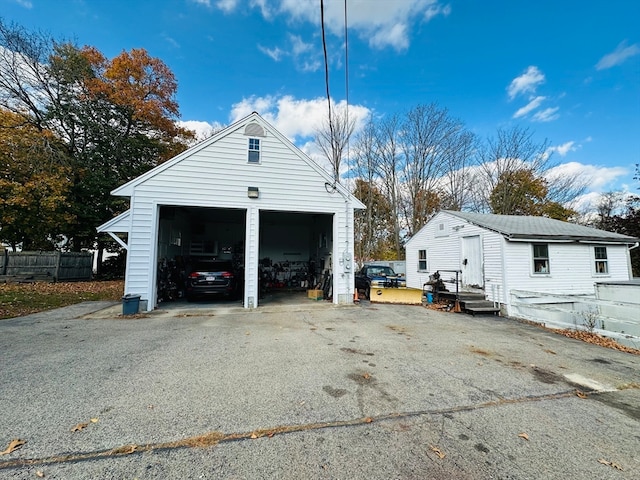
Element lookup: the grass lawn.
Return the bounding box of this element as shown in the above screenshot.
[0,280,124,320]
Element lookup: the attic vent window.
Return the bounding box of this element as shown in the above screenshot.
[435,221,449,237]
[248,138,260,163]
[244,123,265,137]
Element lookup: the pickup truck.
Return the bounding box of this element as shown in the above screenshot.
[355,264,406,299]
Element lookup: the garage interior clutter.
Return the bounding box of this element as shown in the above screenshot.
[156,205,334,302]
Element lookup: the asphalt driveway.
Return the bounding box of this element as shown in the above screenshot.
[0,301,639,479]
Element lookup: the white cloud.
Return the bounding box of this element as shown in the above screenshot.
[548,141,576,157]
[250,0,450,51]
[424,3,451,21]
[289,34,312,56]
[228,95,371,175]
[507,66,545,100]
[545,162,627,192]
[258,45,284,61]
[218,0,239,12]
[258,34,319,71]
[532,107,559,122]
[513,96,546,119]
[229,94,371,140]
[596,40,640,70]
[14,0,33,8]
[197,1,451,51]
[163,34,180,49]
[370,23,409,51]
[301,59,322,72]
[178,120,224,142]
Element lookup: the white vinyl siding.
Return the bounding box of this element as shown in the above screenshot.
[405,211,633,312]
[503,242,630,296]
[406,212,495,293]
[116,116,361,309]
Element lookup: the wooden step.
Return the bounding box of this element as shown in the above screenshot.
[464,303,501,316]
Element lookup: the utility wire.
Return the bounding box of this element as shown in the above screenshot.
[320,0,336,183]
[344,0,350,192]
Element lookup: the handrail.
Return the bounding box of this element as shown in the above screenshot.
[437,269,461,301]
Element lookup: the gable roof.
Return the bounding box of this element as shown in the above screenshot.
[110,112,364,209]
[443,210,638,244]
[96,210,130,233]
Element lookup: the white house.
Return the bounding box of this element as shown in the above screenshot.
[98,112,365,311]
[405,210,639,317]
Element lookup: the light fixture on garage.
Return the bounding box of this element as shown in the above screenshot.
[248,186,259,199]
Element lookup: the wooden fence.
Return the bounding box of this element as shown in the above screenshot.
[0,251,93,282]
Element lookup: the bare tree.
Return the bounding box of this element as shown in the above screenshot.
[437,127,476,211]
[352,115,378,261]
[0,20,61,132]
[470,126,588,215]
[372,114,404,259]
[399,103,471,236]
[315,103,356,183]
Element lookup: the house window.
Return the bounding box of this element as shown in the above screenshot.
[594,246,608,274]
[532,244,549,274]
[418,250,427,271]
[248,138,260,163]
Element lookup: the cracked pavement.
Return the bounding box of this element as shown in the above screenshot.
[0,301,639,479]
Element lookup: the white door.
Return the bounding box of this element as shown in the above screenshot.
[461,235,483,288]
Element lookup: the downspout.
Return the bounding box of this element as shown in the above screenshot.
[500,236,510,315]
[627,242,639,279]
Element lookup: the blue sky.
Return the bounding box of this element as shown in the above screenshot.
[3,0,639,209]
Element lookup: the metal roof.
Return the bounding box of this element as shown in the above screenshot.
[443,210,639,243]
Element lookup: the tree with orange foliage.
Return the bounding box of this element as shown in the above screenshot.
[0,19,193,258]
[0,109,74,249]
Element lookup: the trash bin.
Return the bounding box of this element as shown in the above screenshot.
[122,294,141,315]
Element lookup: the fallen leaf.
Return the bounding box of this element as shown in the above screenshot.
[36,471,45,478]
[576,390,588,399]
[598,459,623,470]
[362,373,371,380]
[364,417,373,423]
[250,433,258,439]
[71,422,89,432]
[429,445,446,459]
[90,418,99,423]
[518,433,529,441]
[0,439,26,455]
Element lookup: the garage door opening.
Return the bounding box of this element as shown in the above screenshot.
[258,211,333,307]
[155,206,246,307]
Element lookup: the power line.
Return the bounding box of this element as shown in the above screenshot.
[320,0,335,176]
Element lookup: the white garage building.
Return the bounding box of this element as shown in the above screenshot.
[98,112,364,311]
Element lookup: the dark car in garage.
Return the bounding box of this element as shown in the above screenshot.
[185,259,241,301]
